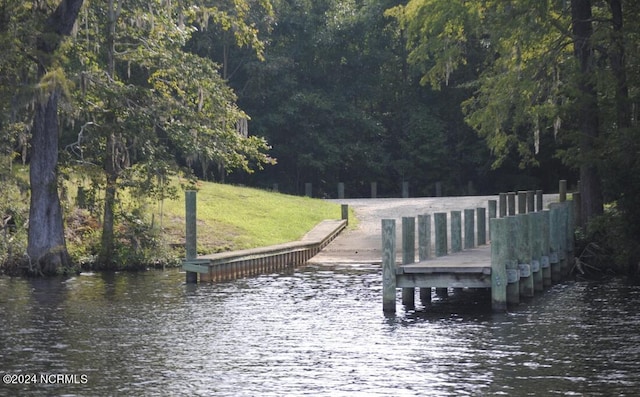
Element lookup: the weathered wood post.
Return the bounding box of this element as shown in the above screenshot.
[402,181,409,198]
[531,211,543,292]
[402,217,416,307]
[527,190,535,213]
[506,216,520,304]
[477,207,487,245]
[185,190,198,284]
[273,183,279,192]
[516,213,534,297]
[434,212,448,297]
[371,182,377,199]
[382,219,397,313]
[517,191,527,214]
[559,179,567,202]
[418,214,432,304]
[341,204,349,226]
[451,211,462,253]
[536,190,544,212]
[488,200,497,239]
[557,202,569,276]
[305,183,312,197]
[338,182,345,199]
[499,193,507,217]
[507,192,516,216]
[549,205,561,282]
[464,209,475,249]
[541,210,552,287]
[490,217,509,311]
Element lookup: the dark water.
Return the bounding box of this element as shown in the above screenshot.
[1,265,639,396]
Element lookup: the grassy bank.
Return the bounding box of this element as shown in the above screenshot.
[157,182,354,255]
[1,165,354,272]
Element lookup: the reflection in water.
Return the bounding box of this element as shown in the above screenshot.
[0,266,639,396]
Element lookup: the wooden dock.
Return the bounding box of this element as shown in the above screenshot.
[383,186,577,313]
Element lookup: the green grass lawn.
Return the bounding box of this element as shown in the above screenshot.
[158,182,354,254]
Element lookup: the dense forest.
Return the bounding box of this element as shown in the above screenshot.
[1,0,639,276]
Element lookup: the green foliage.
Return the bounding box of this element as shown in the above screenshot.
[0,162,29,273]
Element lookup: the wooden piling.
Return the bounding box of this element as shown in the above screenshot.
[451,211,462,253]
[371,182,377,199]
[402,181,409,198]
[185,190,198,284]
[507,192,516,216]
[402,217,416,307]
[488,200,497,239]
[434,213,448,297]
[516,213,534,298]
[536,190,544,212]
[541,209,552,287]
[559,180,567,202]
[464,209,475,249]
[549,206,561,282]
[382,219,397,313]
[530,211,543,292]
[338,182,345,199]
[499,193,507,218]
[418,214,432,304]
[527,190,535,213]
[341,204,349,226]
[477,207,487,246]
[517,191,527,214]
[490,217,508,311]
[506,216,520,304]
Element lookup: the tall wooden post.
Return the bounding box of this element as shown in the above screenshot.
[531,211,543,292]
[536,190,544,212]
[559,180,567,202]
[341,204,349,226]
[185,190,198,284]
[401,217,415,307]
[382,219,397,313]
[402,181,409,198]
[499,193,507,217]
[517,191,527,214]
[506,216,520,304]
[549,206,561,282]
[516,213,534,297]
[507,192,516,216]
[541,210,552,287]
[418,214,432,304]
[338,182,345,199]
[434,213,448,297]
[371,182,377,199]
[490,217,508,311]
[477,207,487,245]
[488,200,497,239]
[464,209,475,249]
[526,190,535,213]
[451,211,462,253]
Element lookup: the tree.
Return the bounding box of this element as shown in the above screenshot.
[60,0,274,268]
[387,0,640,222]
[27,0,84,275]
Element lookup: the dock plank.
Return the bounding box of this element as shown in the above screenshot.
[399,245,492,274]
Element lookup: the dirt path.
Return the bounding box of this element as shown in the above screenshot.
[308,195,559,265]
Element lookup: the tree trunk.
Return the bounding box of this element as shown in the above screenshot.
[99,133,118,268]
[608,0,630,129]
[571,0,603,223]
[27,0,84,275]
[27,91,69,275]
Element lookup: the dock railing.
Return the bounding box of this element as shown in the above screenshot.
[383,180,576,313]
